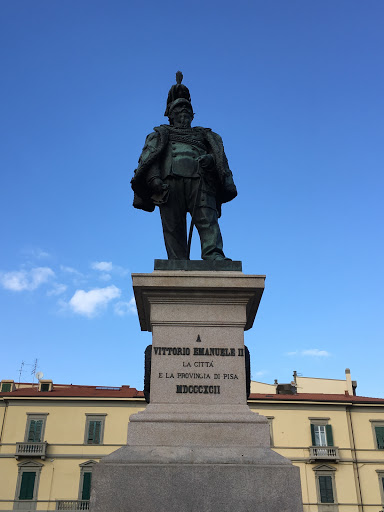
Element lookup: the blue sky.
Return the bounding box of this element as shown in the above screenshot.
[1,1,383,397]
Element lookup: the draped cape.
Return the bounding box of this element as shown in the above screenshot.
[131,125,237,214]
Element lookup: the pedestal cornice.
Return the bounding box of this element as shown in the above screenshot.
[132,271,265,332]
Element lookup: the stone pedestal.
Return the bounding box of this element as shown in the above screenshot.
[90,270,303,512]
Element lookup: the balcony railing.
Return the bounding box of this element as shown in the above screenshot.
[15,441,48,460]
[56,501,90,510]
[309,445,340,462]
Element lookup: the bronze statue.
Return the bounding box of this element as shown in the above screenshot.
[131,72,237,260]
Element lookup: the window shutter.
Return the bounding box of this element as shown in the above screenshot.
[94,422,101,444]
[35,420,43,442]
[375,426,384,449]
[28,420,36,442]
[28,419,43,442]
[325,424,334,446]
[82,472,92,500]
[1,383,11,392]
[87,422,95,443]
[319,475,334,503]
[310,424,316,445]
[19,472,36,500]
[88,421,101,444]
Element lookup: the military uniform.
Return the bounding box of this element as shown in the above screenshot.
[132,124,236,260]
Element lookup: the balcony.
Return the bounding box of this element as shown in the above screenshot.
[15,441,48,460]
[56,500,90,510]
[309,446,340,462]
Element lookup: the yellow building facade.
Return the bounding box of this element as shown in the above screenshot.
[1,371,383,511]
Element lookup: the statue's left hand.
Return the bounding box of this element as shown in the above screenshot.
[197,154,214,170]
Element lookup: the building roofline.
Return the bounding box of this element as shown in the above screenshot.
[248,392,384,404]
[0,383,144,399]
[1,383,383,403]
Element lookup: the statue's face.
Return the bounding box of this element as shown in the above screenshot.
[170,106,193,128]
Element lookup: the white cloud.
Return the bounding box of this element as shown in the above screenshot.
[22,247,51,259]
[69,285,121,317]
[0,267,55,291]
[302,349,330,357]
[38,250,50,259]
[91,261,113,272]
[114,297,137,316]
[286,349,331,357]
[99,273,112,281]
[47,283,67,296]
[113,265,129,277]
[254,370,268,377]
[60,265,83,276]
[91,261,129,277]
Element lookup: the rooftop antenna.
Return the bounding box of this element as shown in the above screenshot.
[31,359,38,375]
[31,359,39,387]
[18,361,25,384]
[18,358,39,385]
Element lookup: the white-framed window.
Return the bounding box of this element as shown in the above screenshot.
[310,418,334,447]
[13,460,43,508]
[314,425,327,446]
[79,461,97,501]
[84,414,106,445]
[24,414,48,443]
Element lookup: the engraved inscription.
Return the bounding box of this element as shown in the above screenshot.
[153,345,245,395]
[176,385,220,394]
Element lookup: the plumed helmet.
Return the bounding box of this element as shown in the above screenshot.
[164,71,193,117]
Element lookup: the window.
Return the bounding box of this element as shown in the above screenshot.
[318,475,334,503]
[84,414,106,445]
[81,473,92,500]
[19,472,36,500]
[313,464,337,508]
[1,382,12,392]
[87,421,101,444]
[377,471,384,504]
[24,414,48,443]
[27,420,43,442]
[375,426,384,450]
[309,420,339,462]
[14,461,43,506]
[310,419,333,447]
[79,461,96,501]
[370,421,384,450]
[38,380,53,392]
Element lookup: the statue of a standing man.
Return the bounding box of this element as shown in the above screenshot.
[131,72,237,261]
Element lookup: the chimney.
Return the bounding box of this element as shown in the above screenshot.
[345,368,353,395]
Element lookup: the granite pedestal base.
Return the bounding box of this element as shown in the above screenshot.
[90,269,303,511]
[91,445,302,512]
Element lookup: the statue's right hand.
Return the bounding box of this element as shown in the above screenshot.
[151,178,167,194]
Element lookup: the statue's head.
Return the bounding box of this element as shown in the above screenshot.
[165,71,194,127]
[167,98,194,128]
